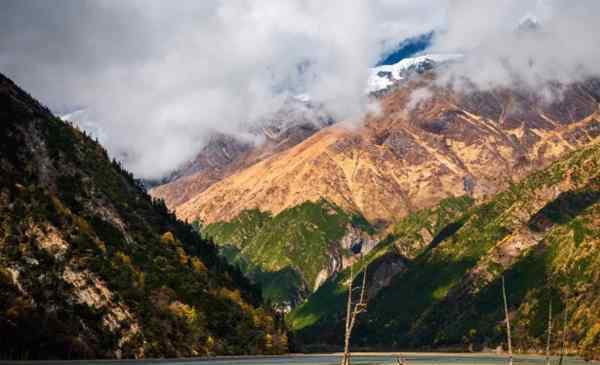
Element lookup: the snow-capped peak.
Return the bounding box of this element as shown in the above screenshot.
[366,53,463,94]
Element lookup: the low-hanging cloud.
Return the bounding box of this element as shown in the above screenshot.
[0,0,445,178]
[1,0,598,178]
[431,0,600,91]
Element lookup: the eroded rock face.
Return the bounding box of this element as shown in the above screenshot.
[379,130,428,164]
[149,96,335,211]
[171,78,600,226]
[62,266,142,358]
[367,254,408,299]
[148,134,253,209]
[171,134,253,183]
[28,225,69,260]
[339,225,378,269]
[313,269,330,291]
[5,267,25,294]
[312,225,377,291]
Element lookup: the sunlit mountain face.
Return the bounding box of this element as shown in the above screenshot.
[147,32,443,187]
[3,1,600,362]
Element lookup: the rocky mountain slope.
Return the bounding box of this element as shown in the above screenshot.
[149,55,461,212]
[0,73,287,359]
[172,77,600,226]
[289,141,600,360]
[150,70,600,311]
[149,95,334,209]
[203,199,375,306]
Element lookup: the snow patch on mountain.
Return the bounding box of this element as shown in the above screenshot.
[366,54,463,94]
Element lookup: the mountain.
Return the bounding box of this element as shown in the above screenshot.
[150,55,462,212]
[149,95,334,210]
[289,140,600,360]
[150,54,461,203]
[366,53,463,94]
[150,70,600,309]
[146,133,254,206]
[202,199,375,307]
[0,73,287,359]
[174,77,600,226]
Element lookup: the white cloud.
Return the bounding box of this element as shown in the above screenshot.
[407,87,434,111]
[1,0,598,178]
[1,0,447,178]
[431,0,600,91]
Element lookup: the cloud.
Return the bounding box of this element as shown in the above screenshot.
[1,0,598,178]
[431,0,600,91]
[0,0,446,179]
[406,87,434,111]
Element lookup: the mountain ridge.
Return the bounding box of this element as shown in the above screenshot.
[149,75,600,320]
[202,199,375,306]
[149,95,335,209]
[289,140,600,360]
[162,77,600,226]
[149,54,465,204]
[0,73,287,359]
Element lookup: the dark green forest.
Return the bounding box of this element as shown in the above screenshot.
[0,73,287,359]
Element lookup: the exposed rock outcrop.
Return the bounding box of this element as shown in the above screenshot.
[170,78,600,225]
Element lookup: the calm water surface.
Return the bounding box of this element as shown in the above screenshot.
[173,354,593,365]
[18,353,593,365]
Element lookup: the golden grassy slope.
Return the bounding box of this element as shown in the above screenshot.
[166,80,600,224]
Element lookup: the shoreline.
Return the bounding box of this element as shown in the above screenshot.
[2,351,597,365]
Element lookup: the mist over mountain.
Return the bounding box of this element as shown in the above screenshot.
[3,1,598,180]
[2,1,600,361]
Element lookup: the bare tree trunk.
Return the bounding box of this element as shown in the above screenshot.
[341,256,368,365]
[558,306,568,365]
[546,299,552,365]
[342,264,354,365]
[502,276,513,365]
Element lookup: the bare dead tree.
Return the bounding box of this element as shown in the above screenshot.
[546,298,553,365]
[341,256,368,365]
[502,276,513,365]
[558,305,568,365]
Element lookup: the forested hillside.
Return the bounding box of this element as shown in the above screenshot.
[203,199,374,306]
[0,73,287,359]
[291,141,600,360]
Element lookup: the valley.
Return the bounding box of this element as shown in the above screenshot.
[290,141,600,360]
[2,2,600,361]
[3,66,598,360]
[150,75,600,314]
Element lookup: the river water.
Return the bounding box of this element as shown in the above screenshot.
[21,353,592,365]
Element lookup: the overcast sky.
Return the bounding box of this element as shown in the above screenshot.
[1,0,599,178]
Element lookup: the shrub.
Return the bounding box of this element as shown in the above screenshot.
[191,257,207,274]
[176,247,189,265]
[161,232,176,246]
